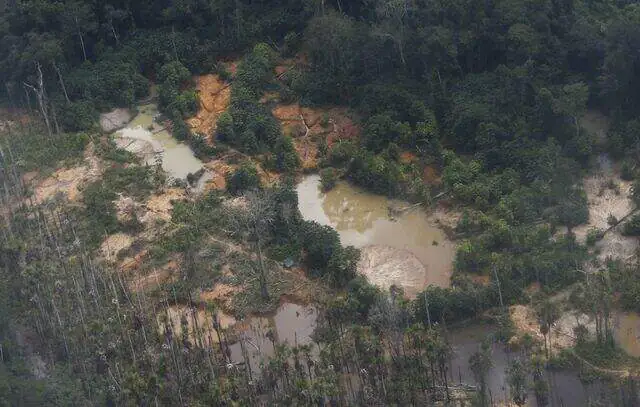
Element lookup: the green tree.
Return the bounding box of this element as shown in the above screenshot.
[552,82,589,137]
[507,359,528,407]
[535,298,560,358]
[226,162,261,196]
[469,339,493,406]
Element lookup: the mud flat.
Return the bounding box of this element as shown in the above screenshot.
[297,175,456,296]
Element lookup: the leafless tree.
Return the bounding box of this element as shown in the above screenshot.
[227,189,277,299]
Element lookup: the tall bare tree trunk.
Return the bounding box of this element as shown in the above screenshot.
[23,62,52,137]
[52,61,70,103]
[255,236,269,300]
[75,17,88,61]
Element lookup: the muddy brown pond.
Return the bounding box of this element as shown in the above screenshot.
[296,175,456,297]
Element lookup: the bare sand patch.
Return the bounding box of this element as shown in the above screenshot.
[574,175,633,243]
[100,108,132,133]
[571,169,638,265]
[100,233,134,260]
[595,232,638,263]
[140,188,186,223]
[200,284,238,303]
[357,245,428,298]
[33,167,85,203]
[120,249,149,273]
[510,304,595,352]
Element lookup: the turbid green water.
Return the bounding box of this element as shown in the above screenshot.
[296,174,455,296]
[115,104,204,180]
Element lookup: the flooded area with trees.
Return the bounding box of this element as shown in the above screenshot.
[4,0,640,406]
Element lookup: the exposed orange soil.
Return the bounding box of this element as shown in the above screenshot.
[203,159,236,191]
[399,151,417,164]
[100,233,134,260]
[129,259,178,292]
[200,283,240,311]
[256,164,280,186]
[200,284,237,302]
[272,103,360,170]
[120,249,149,273]
[140,188,186,223]
[187,74,231,138]
[423,165,441,185]
[470,274,491,286]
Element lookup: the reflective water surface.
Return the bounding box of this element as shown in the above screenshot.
[116,104,204,180]
[297,175,456,294]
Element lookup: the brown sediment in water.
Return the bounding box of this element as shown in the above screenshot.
[297,175,456,293]
[613,312,640,357]
[115,104,205,180]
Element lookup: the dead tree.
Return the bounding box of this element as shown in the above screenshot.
[227,189,277,300]
[23,62,52,137]
[52,61,70,103]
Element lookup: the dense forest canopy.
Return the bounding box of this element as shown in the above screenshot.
[2,0,640,405]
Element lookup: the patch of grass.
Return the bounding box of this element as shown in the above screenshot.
[586,228,604,246]
[574,341,628,369]
[5,130,91,171]
[102,166,155,199]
